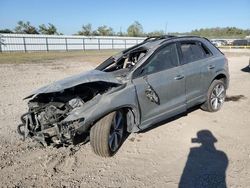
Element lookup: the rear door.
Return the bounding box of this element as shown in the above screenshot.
[178,41,208,107]
[132,43,186,129]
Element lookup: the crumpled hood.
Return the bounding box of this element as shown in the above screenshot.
[24,70,122,99]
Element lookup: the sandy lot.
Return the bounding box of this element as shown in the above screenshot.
[0,50,249,187]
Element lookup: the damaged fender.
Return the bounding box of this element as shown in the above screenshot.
[18,70,140,146]
[63,83,141,133]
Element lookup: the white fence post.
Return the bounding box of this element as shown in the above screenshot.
[98,39,100,50]
[65,38,68,51]
[23,37,27,52]
[0,35,2,53]
[45,37,49,52]
[82,38,85,51]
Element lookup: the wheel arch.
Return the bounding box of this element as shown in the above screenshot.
[91,104,141,133]
[211,72,229,89]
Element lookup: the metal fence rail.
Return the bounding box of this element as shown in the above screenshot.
[219,45,250,49]
[0,34,146,52]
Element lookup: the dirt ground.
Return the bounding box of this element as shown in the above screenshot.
[0,50,249,187]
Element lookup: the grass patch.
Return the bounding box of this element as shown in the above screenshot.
[0,50,120,64]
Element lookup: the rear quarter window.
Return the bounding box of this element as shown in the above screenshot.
[180,41,212,64]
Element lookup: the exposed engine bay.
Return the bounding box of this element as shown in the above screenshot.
[18,82,118,147]
[96,47,147,72]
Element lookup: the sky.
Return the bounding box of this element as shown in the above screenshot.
[0,0,250,34]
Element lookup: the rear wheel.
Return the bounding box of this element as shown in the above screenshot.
[201,80,226,112]
[90,110,126,157]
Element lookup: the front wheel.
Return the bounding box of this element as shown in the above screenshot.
[201,80,226,112]
[90,110,126,157]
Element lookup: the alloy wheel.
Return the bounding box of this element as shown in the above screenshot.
[108,111,124,152]
[210,84,226,110]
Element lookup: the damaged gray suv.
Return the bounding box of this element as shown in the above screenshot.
[18,35,229,157]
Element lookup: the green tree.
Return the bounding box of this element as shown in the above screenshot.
[127,21,143,37]
[189,27,250,38]
[77,23,92,36]
[147,30,165,36]
[39,23,58,35]
[0,29,13,33]
[14,21,39,34]
[97,25,114,36]
[92,30,99,36]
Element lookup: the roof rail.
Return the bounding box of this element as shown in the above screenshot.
[158,35,208,44]
[176,35,202,38]
[144,35,176,41]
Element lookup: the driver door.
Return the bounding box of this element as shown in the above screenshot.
[132,43,186,130]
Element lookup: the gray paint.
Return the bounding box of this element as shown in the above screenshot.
[19,35,230,146]
[64,83,141,133]
[24,70,122,99]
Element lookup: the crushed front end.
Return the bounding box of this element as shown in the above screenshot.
[18,97,85,147]
[18,70,122,147]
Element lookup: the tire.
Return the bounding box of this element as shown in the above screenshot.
[201,80,226,112]
[90,110,126,157]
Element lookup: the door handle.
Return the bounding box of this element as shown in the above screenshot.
[208,65,215,69]
[174,75,184,80]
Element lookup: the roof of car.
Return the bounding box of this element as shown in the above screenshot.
[123,35,207,54]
